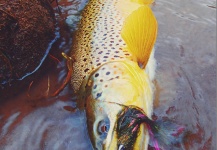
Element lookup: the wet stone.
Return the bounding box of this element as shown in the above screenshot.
[0,0,56,89]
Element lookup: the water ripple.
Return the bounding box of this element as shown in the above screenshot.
[1,101,92,150]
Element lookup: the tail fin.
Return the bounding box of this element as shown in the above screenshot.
[121,5,158,69]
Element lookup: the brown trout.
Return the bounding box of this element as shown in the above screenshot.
[68,0,183,149]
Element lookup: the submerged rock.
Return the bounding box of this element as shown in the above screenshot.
[0,0,57,89]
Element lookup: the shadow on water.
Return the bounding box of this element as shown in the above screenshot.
[0,0,216,150]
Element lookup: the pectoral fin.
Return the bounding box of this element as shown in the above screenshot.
[121,6,158,69]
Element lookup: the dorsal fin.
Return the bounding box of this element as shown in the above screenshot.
[121,5,158,69]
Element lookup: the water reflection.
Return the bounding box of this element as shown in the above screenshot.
[0,0,216,149]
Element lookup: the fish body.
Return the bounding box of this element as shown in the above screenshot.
[70,0,158,149]
[71,0,156,92]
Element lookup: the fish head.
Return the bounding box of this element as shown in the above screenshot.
[83,61,152,150]
[85,95,150,150]
[85,94,122,150]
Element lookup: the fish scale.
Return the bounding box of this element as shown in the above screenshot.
[71,0,133,92]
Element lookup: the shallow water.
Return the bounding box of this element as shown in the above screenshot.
[0,0,216,150]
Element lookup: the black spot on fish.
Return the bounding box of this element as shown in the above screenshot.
[84,68,89,72]
[96,92,102,99]
[95,73,99,77]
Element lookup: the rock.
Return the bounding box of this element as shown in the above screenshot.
[0,0,57,89]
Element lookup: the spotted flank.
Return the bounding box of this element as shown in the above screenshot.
[71,0,133,92]
[70,0,183,149]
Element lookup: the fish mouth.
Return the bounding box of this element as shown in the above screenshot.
[115,106,149,150]
[99,103,150,150]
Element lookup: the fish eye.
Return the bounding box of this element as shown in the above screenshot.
[97,119,110,138]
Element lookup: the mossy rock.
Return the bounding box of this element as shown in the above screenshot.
[0,0,57,89]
